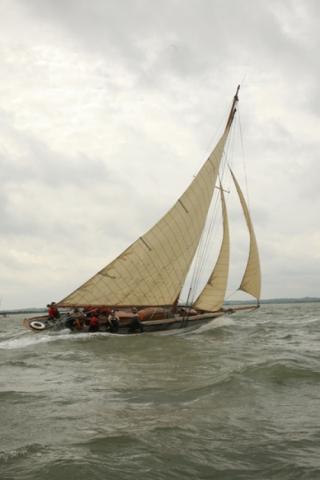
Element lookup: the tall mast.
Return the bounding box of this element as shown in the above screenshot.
[225,85,240,132]
[175,86,241,310]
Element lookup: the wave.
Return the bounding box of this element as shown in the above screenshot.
[0,328,140,350]
[0,443,43,464]
[0,321,232,350]
[241,358,320,383]
[194,316,236,332]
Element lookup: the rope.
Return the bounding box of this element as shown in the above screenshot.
[183,121,236,309]
[238,107,250,210]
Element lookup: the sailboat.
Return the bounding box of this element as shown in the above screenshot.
[24,86,261,334]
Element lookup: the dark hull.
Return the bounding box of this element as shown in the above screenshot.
[22,311,227,334]
[23,306,258,334]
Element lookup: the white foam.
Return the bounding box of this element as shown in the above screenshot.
[0,333,68,350]
[194,316,236,333]
[0,327,141,349]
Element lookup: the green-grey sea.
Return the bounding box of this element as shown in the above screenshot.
[1,304,320,479]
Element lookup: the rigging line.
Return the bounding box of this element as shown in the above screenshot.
[202,107,233,162]
[177,185,217,306]
[200,132,233,267]
[188,109,233,298]
[192,192,221,298]
[224,287,239,301]
[183,163,224,302]
[188,165,223,292]
[182,189,220,306]
[191,203,219,300]
[186,171,224,305]
[186,125,235,306]
[182,112,237,306]
[238,107,251,210]
[165,157,219,308]
[226,113,236,176]
[192,120,237,305]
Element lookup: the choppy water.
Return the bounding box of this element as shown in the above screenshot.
[1,304,320,480]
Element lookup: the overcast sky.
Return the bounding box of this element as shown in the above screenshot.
[1,0,319,309]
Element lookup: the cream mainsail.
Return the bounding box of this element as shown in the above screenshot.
[57,86,260,311]
[59,128,233,307]
[230,168,261,301]
[193,185,230,312]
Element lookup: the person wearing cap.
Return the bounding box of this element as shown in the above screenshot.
[128,307,144,334]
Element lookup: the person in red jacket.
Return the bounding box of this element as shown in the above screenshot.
[88,313,99,332]
[47,302,60,321]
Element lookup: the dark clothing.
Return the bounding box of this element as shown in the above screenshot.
[108,314,120,333]
[65,316,74,330]
[128,314,144,334]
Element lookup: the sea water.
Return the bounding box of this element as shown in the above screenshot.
[1,303,319,480]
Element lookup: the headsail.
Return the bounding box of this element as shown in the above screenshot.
[58,120,237,308]
[230,168,261,301]
[193,184,230,312]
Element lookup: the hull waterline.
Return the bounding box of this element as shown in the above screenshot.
[22,306,257,334]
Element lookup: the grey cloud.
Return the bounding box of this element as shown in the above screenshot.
[0,132,109,189]
[1,0,320,307]
[14,0,320,115]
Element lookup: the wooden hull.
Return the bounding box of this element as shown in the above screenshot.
[23,311,226,334]
[22,306,258,334]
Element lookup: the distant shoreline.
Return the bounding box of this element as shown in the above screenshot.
[226,297,320,305]
[1,297,320,315]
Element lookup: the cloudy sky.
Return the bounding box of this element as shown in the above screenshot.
[1,0,319,309]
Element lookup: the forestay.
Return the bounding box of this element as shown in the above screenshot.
[193,185,230,312]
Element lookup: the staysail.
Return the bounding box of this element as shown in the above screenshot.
[192,185,230,312]
[59,126,236,308]
[230,168,261,301]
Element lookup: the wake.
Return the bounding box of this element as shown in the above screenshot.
[0,316,236,350]
[0,330,116,350]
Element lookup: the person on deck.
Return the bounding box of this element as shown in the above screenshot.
[107,310,120,333]
[88,313,100,332]
[65,312,75,330]
[69,307,85,330]
[47,302,60,321]
[128,307,144,334]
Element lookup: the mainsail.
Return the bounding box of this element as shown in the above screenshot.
[59,113,238,308]
[192,185,230,312]
[230,168,261,302]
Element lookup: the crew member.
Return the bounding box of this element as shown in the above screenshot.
[65,312,75,330]
[128,307,144,334]
[88,313,100,332]
[71,307,85,330]
[47,302,60,321]
[107,310,120,333]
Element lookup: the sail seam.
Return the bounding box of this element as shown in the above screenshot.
[139,237,152,251]
[178,199,189,213]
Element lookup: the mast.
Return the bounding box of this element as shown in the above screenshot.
[175,85,240,308]
[225,85,240,132]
